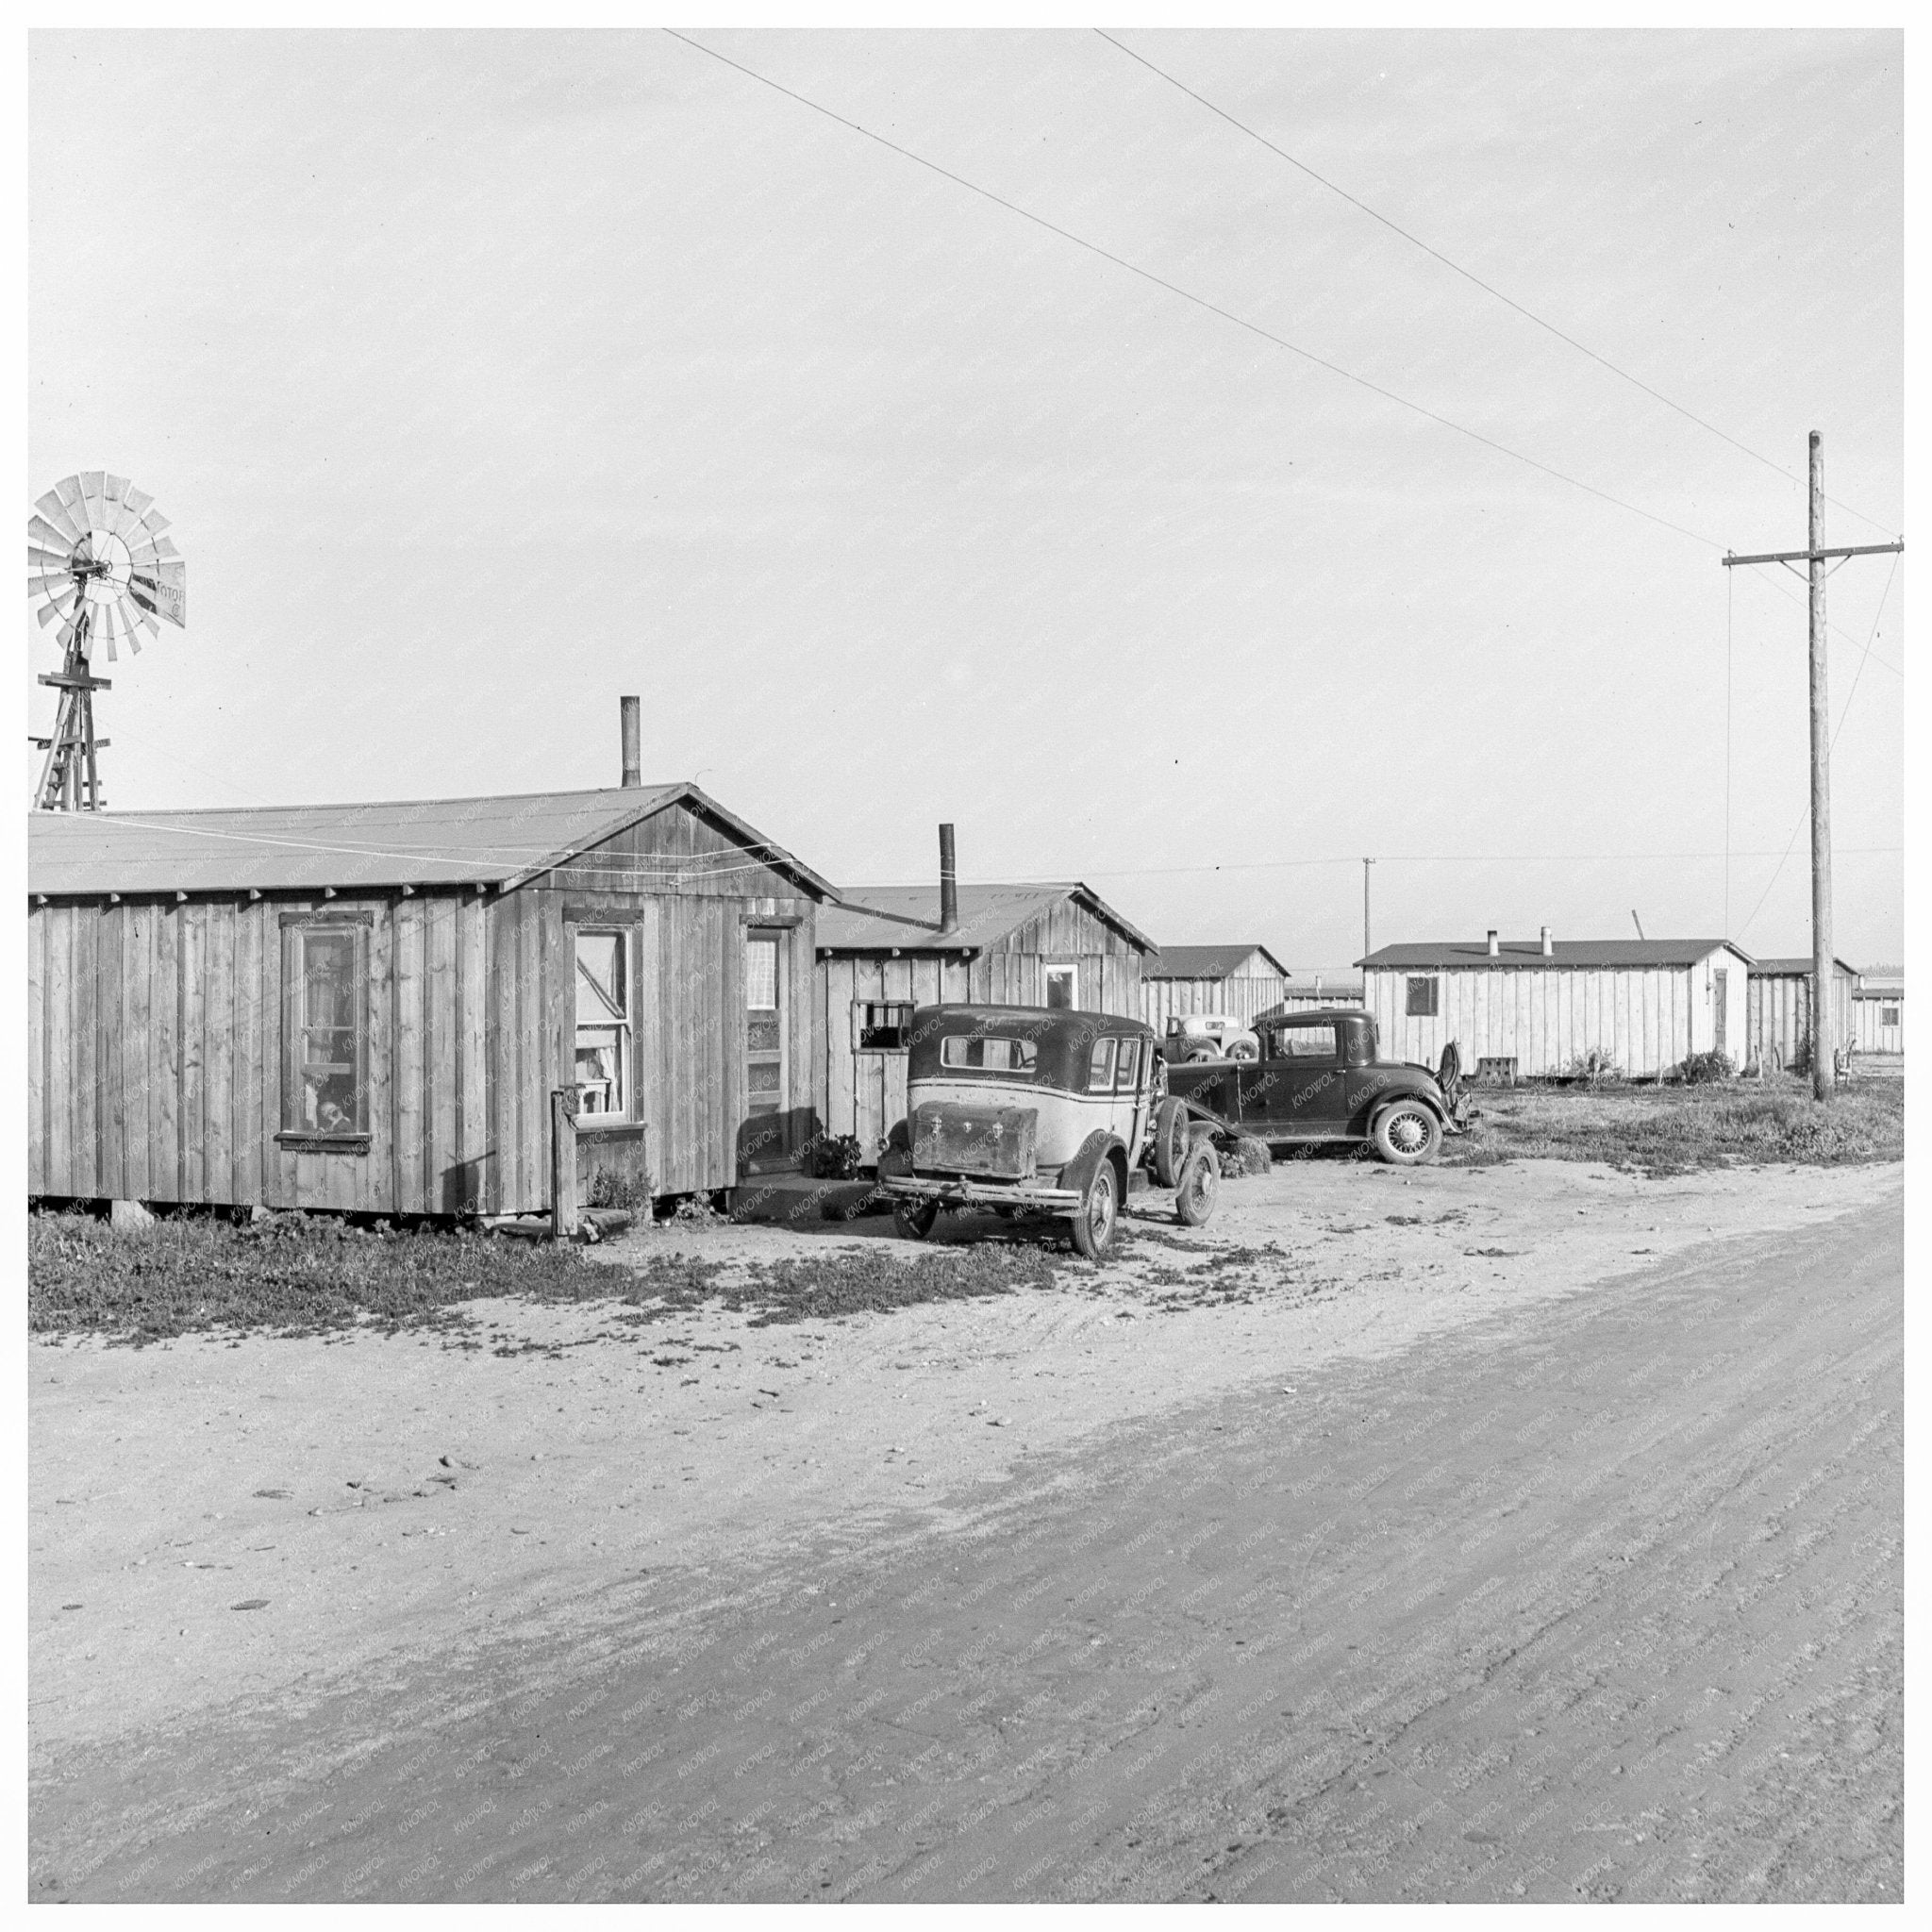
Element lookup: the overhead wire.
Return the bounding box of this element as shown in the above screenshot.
[1094,28,1900,542]
[662,29,1723,551]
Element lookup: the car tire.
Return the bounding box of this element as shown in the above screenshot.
[1070,1159,1119,1261]
[892,1199,940,1241]
[1185,1048,1217,1064]
[1174,1141,1220,1226]
[1152,1097,1190,1188]
[1226,1038,1258,1061]
[1372,1100,1442,1166]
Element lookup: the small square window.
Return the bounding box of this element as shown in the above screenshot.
[1406,975,1441,1017]
[1114,1040,1141,1091]
[1881,1005,1899,1027]
[855,1001,915,1051]
[1044,965,1077,1010]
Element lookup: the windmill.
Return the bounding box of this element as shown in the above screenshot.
[26,472,186,810]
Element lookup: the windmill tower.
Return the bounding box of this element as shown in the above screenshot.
[26,472,186,810]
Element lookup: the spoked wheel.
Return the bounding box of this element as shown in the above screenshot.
[892,1199,940,1241]
[1373,1101,1442,1166]
[1070,1160,1120,1261]
[1174,1141,1221,1226]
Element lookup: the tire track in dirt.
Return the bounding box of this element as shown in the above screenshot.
[30,1198,1900,1903]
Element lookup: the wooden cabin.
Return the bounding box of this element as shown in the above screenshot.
[1359,933,1754,1080]
[26,781,832,1218]
[814,873,1153,1157]
[1746,956,1861,1070]
[1139,943,1291,1033]
[1852,967,1903,1058]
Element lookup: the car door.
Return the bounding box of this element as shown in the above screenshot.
[1241,1019,1347,1138]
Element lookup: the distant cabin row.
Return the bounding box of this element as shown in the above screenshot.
[26,753,1900,1220]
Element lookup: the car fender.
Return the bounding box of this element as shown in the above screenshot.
[1368,1088,1446,1133]
[1060,1128,1126,1199]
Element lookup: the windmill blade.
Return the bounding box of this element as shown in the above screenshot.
[92,606,119,662]
[104,474,129,504]
[142,510,173,539]
[122,486,154,520]
[36,591,79,627]
[29,515,75,554]
[78,470,107,503]
[35,490,82,543]
[129,559,186,626]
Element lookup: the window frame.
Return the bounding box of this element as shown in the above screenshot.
[278,911,373,1148]
[1087,1036,1118,1091]
[1113,1039,1142,1092]
[1043,962,1078,1010]
[853,999,916,1054]
[1271,1022,1341,1063]
[572,925,636,1127]
[1881,1005,1900,1028]
[1405,975,1441,1017]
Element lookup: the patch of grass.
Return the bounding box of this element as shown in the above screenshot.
[27,1208,1066,1346]
[1447,1075,1903,1175]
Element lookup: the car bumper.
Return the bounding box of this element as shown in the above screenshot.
[881,1174,1083,1214]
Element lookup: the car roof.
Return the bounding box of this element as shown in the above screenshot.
[915,1002,1155,1040]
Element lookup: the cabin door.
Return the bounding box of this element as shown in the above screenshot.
[1713,970,1728,1056]
[741,929,792,1174]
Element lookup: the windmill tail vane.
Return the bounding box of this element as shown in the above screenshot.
[27,472,186,811]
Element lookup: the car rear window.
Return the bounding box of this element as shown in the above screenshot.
[940,1035,1039,1074]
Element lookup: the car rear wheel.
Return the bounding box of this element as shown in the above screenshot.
[1174,1141,1220,1225]
[1226,1039,1258,1061]
[1185,1048,1217,1063]
[1070,1160,1119,1261]
[892,1199,940,1241]
[1152,1097,1191,1187]
[1372,1100,1441,1166]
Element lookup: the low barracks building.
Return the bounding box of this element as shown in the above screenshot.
[1359,933,1754,1080]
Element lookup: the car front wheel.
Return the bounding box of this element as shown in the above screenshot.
[1071,1160,1119,1260]
[1372,1101,1442,1166]
[893,1199,940,1240]
[1174,1142,1220,1226]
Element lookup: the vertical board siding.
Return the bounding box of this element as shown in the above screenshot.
[29,801,825,1215]
[1364,960,1743,1077]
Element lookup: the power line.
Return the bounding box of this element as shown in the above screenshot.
[663,30,1722,551]
[1094,29,1901,542]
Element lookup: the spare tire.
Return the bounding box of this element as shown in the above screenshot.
[1152,1097,1191,1188]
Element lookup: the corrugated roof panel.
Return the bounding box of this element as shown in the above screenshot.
[820,880,1152,954]
[26,784,832,899]
[1359,939,1756,971]
[1144,943,1290,980]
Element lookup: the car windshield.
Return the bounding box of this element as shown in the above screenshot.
[940,1034,1039,1074]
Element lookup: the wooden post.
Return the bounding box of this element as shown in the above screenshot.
[1807,432,1833,1105]
[551,1088,579,1240]
[1362,857,1374,963]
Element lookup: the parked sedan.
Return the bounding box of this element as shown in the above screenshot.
[1157,1013,1261,1063]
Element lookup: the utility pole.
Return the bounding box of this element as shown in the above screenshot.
[1724,433,1902,1103]
[1362,858,1374,963]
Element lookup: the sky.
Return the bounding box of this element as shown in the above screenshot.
[26,28,1904,970]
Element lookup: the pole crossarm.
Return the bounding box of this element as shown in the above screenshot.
[1722,541,1903,568]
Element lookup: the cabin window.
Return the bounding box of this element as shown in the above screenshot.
[575,931,630,1119]
[1088,1037,1117,1091]
[1406,976,1440,1017]
[744,935,783,1119]
[1114,1040,1141,1091]
[281,919,370,1140]
[1882,1005,1900,1027]
[854,1001,914,1052]
[941,1034,1038,1074]
[1044,964,1077,1010]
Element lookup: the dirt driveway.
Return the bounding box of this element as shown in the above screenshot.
[29,1157,1902,1900]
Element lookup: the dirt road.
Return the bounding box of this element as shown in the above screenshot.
[31,1187,1901,1902]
